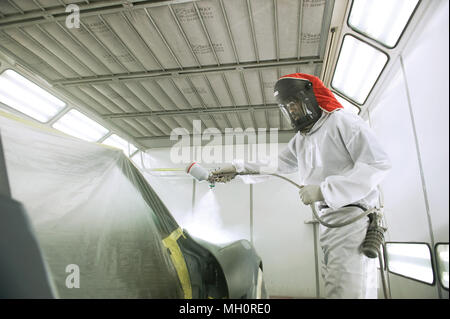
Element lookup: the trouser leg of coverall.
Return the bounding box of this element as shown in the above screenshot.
[319,207,378,299]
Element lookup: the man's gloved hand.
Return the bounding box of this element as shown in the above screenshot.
[299,185,324,205]
[210,165,237,183]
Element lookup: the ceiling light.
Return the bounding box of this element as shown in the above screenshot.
[52,109,109,142]
[0,69,66,122]
[332,35,388,104]
[348,0,419,47]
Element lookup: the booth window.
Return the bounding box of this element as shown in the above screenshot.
[385,242,434,285]
[52,109,109,142]
[348,0,420,48]
[435,243,449,290]
[0,69,65,123]
[331,35,388,105]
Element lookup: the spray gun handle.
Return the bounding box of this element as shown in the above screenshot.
[207,171,238,184]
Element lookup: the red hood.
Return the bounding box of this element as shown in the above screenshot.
[279,73,343,112]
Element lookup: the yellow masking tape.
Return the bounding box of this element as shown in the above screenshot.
[162,228,192,299]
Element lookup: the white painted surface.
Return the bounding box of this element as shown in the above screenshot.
[368,0,448,298]
[253,173,318,298]
[251,140,320,298]
[370,61,431,243]
[401,0,449,243]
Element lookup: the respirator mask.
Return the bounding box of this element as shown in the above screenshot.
[274,77,322,133]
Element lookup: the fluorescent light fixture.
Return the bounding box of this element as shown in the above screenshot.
[386,243,434,284]
[334,93,360,115]
[332,35,388,104]
[0,69,66,122]
[52,109,109,142]
[102,134,137,156]
[436,244,449,289]
[349,0,419,48]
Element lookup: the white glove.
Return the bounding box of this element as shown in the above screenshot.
[210,165,237,183]
[299,185,324,205]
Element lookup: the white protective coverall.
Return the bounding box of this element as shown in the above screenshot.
[233,108,391,299]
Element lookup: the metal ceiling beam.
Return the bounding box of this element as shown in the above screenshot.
[319,0,335,59]
[219,0,239,64]
[168,4,201,68]
[136,129,296,148]
[185,76,221,130]
[79,20,129,73]
[7,0,24,15]
[0,0,202,30]
[274,0,279,62]
[97,14,147,71]
[297,0,304,60]
[144,8,183,69]
[53,57,323,86]
[54,20,113,75]
[258,69,270,129]
[35,24,96,77]
[102,104,279,119]
[246,0,259,63]
[0,31,64,80]
[202,74,232,128]
[15,26,82,77]
[193,1,220,66]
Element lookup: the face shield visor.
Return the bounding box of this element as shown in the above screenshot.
[274,78,322,132]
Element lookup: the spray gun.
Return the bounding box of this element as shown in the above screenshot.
[186,162,240,189]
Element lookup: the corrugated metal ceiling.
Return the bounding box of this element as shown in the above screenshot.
[0,0,334,149]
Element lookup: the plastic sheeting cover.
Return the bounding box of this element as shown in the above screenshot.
[0,112,183,298]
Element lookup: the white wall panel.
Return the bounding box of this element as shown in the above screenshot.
[253,173,317,298]
[401,0,449,243]
[368,0,448,298]
[370,62,431,242]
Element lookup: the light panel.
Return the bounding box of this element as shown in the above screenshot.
[0,69,66,122]
[332,35,388,104]
[52,109,109,142]
[386,243,434,284]
[436,244,449,289]
[102,134,137,156]
[349,0,419,48]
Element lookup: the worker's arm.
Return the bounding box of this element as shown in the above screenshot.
[320,121,392,209]
[231,135,299,183]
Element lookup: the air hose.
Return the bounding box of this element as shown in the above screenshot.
[240,172,377,229]
[243,172,391,299]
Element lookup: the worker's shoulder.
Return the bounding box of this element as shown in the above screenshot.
[328,109,366,129]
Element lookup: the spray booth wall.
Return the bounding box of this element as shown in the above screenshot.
[368,0,449,299]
